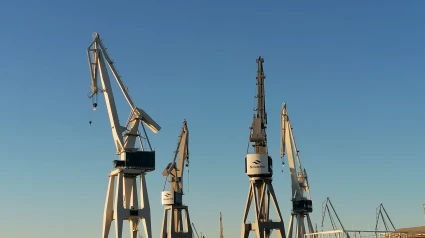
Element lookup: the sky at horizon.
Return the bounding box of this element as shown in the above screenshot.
[1,1,425,238]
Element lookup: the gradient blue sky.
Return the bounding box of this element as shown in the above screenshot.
[1,1,424,237]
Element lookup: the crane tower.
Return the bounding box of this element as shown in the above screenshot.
[281,103,314,238]
[220,212,224,238]
[241,56,286,238]
[160,120,193,238]
[87,32,161,238]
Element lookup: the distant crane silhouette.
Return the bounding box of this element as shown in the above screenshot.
[220,212,224,238]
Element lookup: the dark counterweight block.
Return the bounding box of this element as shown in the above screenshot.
[112,151,156,172]
[292,199,313,213]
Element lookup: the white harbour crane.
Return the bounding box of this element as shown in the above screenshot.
[160,120,193,238]
[87,32,161,238]
[241,56,286,238]
[280,103,314,238]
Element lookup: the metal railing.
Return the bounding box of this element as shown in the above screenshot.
[304,230,412,238]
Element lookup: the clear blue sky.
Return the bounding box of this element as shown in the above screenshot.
[1,1,424,237]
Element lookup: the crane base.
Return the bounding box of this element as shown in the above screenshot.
[102,171,152,238]
[160,205,193,238]
[241,177,286,238]
[287,213,314,238]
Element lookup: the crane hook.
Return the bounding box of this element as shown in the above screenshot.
[89,120,92,125]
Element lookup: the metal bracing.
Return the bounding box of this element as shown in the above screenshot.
[321,198,350,238]
[375,203,396,235]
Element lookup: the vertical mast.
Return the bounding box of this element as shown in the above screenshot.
[220,212,224,238]
[250,56,268,155]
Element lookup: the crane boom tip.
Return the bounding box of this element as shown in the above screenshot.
[256,56,264,63]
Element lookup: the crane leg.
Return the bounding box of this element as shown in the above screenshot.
[114,173,124,238]
[102,176,115,238]
[306,214,314,234]
[129,176,139,238]
[241,178,286,238]
[288,212,314,238]
[140,217,151,238]
[102,171,152,238]
[160,206,192,237]
[241,183,253,238]
[160,209,169,238]
[287,214,294,238]
[297,215,305,238]
[139,173,152,238]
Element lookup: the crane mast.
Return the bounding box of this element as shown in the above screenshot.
[87,32,161,238]
[241,56,286,238]
[251,56,268,154]
[280,103,314,238]
[160,120,193,238]
[220,212,224,238]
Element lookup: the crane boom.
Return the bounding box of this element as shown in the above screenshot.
[162,120,189,195]
[281,103,311,201]
[87,32,160,155]
[281,103,314,238]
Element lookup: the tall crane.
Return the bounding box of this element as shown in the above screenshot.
[281,103,314,238]
[160,120,193,238]
[87,32,161,238]
[241,56,286,238]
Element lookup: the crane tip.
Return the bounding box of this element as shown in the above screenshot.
[256,56,264,63]
[93,32,100,39]
[282,103,287,113]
